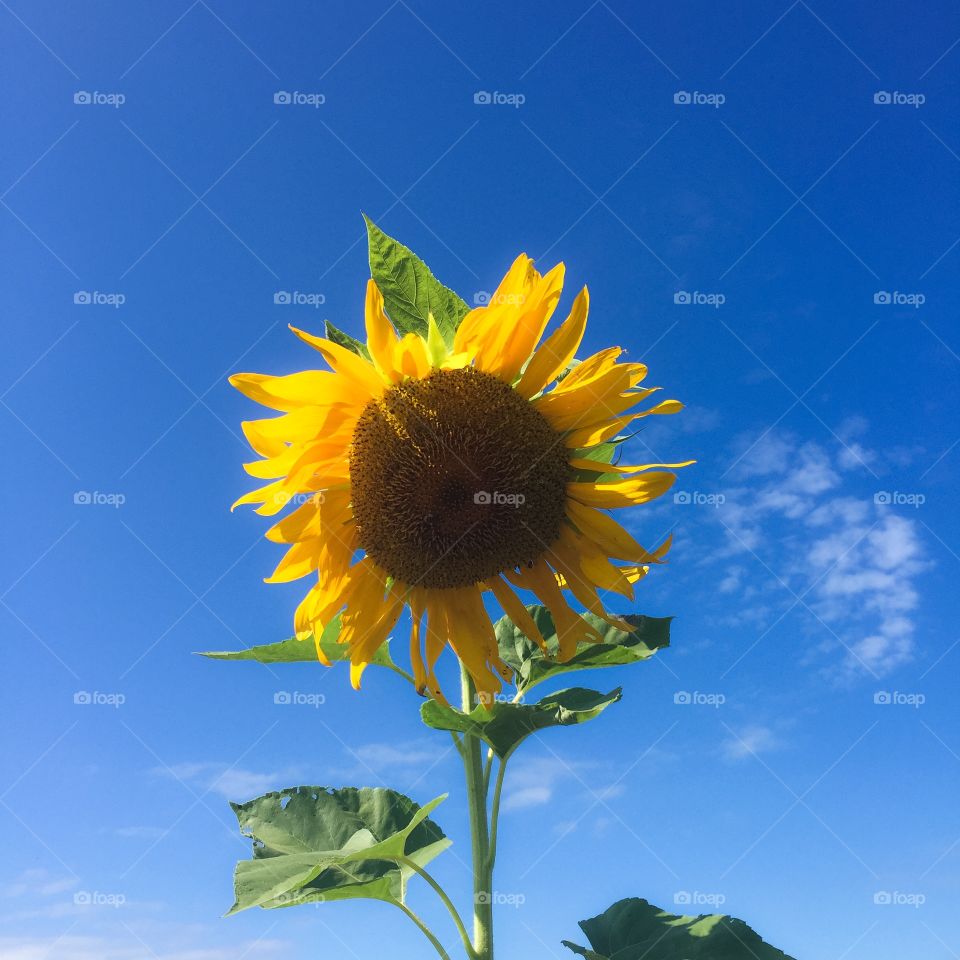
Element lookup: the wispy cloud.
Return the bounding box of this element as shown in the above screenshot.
[722,724,782,761]
[683,428,929,678]
[153,763,303,801]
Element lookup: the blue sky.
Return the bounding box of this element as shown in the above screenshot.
[2,1,959,958]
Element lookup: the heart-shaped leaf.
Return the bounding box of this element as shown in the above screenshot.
[228,786,449,914]
[495,606,670,693]
[421,687,621,758]
[562,898,796,960]
[365,215,470,344]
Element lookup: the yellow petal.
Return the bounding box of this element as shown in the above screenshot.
[394,333,431,379]
[289,325,385,398]
[484,575,549,654]
[229,370,341,411]
[566,499,671,562]
[568,472,677,509]
[365,280,401,381]
[516,287,589,399]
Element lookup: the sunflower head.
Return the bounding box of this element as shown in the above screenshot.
[232,235,690,704]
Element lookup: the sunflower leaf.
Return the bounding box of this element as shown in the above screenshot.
[495,606,670,694]
[325,320,370,359]
[228,786,450,914]
[364,214,469,344]
[561,897,796,960]
[197,617,394,669]
[420,687,621,758]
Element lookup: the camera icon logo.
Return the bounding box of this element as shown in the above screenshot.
[274,291,292,305]
[274,91,292,104]
[474,291,491,306]
[673,91,691,104]
[474,91,492,105]
[873,291,891,305]
[874,891,892,904]
[475,892,491,905]
[673,691,691,705]
[74,691,92,704]
[674,890,692,905]
[74,291,91,305]
[474,491,492,505]
[873,691,891,705]
[873,91,891,104]
[673,291,691,304]
[73,491,92,505]
[874,491,891,505]
[673,491,691,504]
[274,691,292,705]
[74,91,91,105]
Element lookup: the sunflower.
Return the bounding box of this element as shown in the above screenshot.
[232,255,690,704]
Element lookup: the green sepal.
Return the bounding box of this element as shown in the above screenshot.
[325,319,370,359]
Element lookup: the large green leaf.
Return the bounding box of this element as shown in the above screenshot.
[228,786,450,914]
[364,215,470,344]
[197,617,394,670]
[562,898,796,960]
[420,687,621,758]
[495,606,670,694]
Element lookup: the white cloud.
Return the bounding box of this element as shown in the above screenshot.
[3,870,77,899]
[501,757,584,812]
[154,763,302,801]
[722,725,781,761]
[704,428,928,678]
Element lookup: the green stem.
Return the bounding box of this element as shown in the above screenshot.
[398,858,477,960]
[394,901,452,959]
[487,751,510,868]
[461,666,494,960]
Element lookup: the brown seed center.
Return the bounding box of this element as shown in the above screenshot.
[349,366,569,589]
